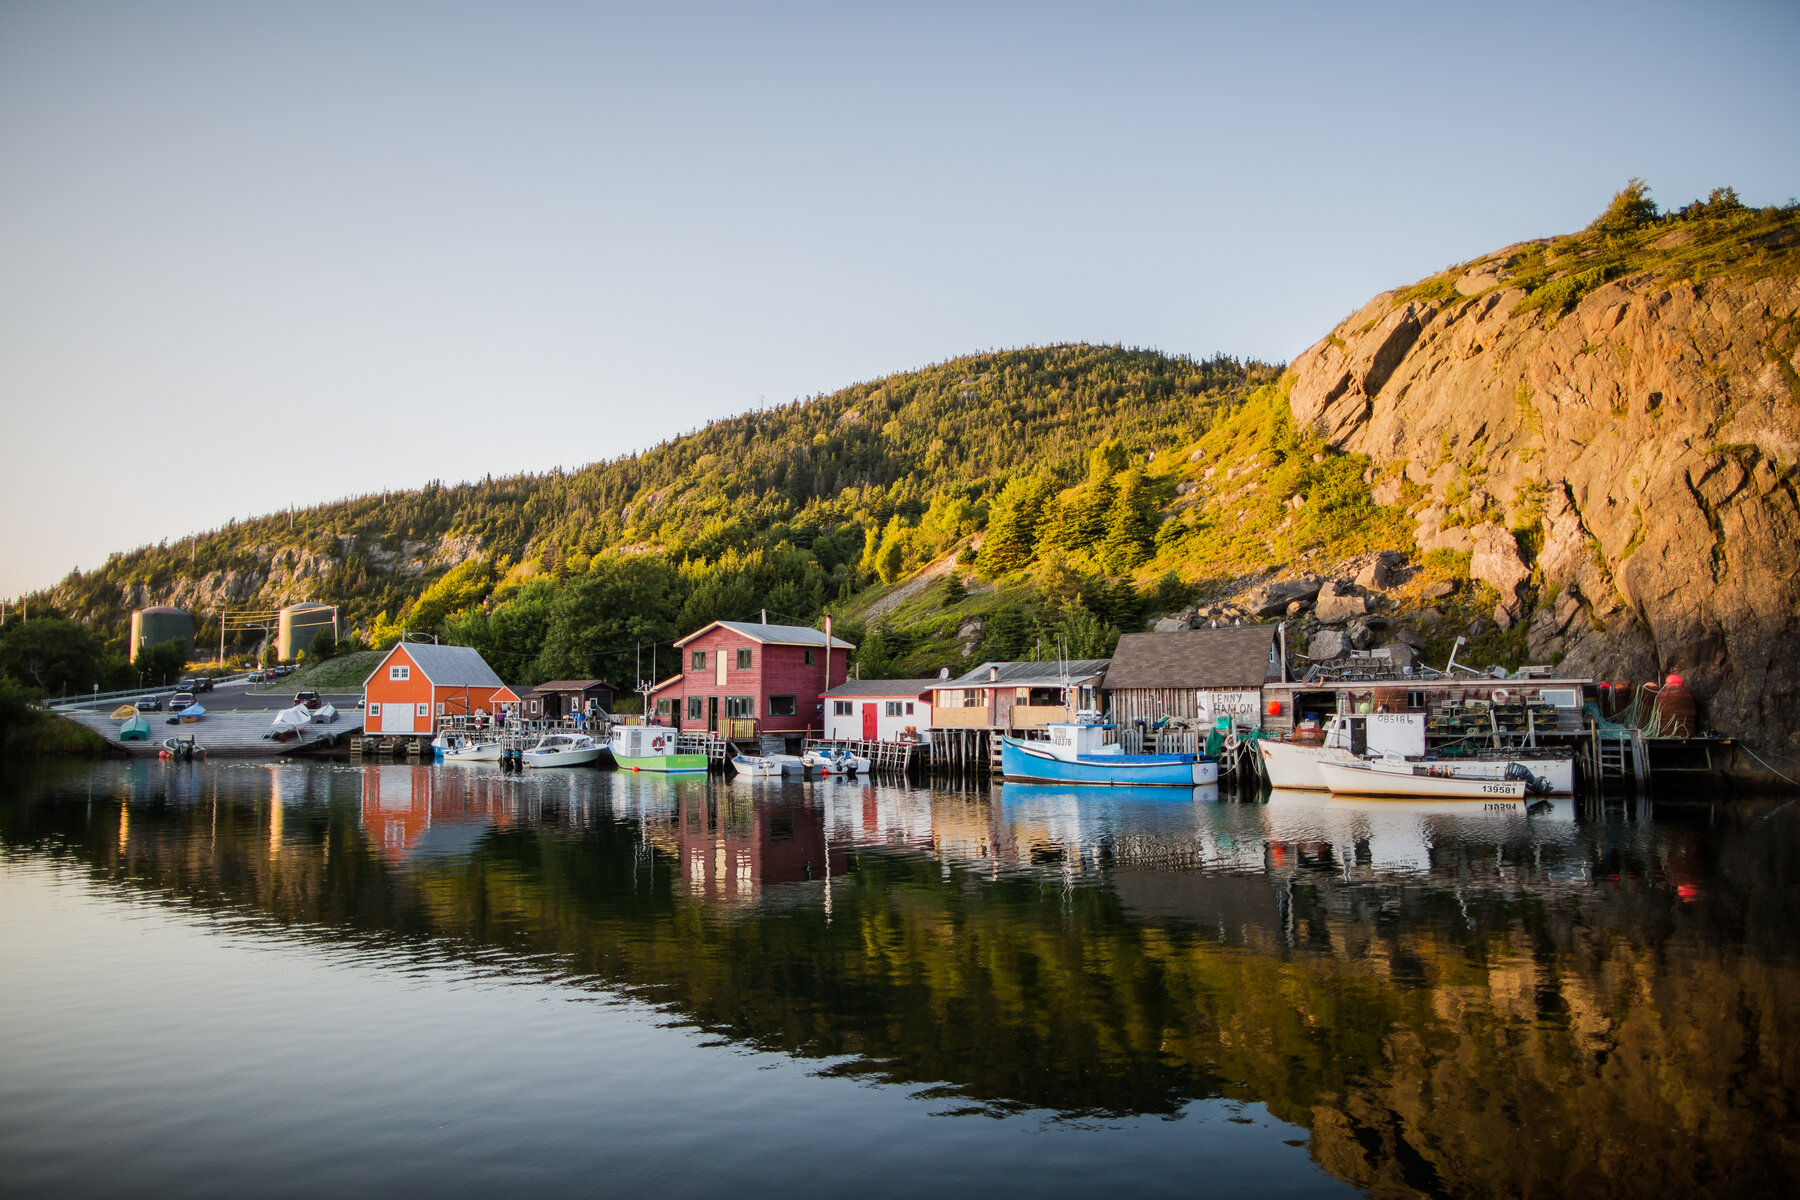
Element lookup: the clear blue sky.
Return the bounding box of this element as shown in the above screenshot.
[3,0,1796,599]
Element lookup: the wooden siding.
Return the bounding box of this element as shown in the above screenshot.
[666,625,847,735]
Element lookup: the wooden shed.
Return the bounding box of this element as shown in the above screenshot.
[1102,626,1285,730]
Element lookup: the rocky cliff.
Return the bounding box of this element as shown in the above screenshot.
[1286,197,1800,754]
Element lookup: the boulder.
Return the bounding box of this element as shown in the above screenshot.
[1492,604,1514,632]
[1417,606,1444,627]
[1422,579,1459,600]
[1245,576,1322,617]
[1153,615,1192,633]
[1381,642,1418,671]
[1314,581,1369,623]
[1470,524,1530,612]
[1394,627,1429,650]
[1347,619,1378,650]
[1307,629,1349,661]
[1355,558,1397,591]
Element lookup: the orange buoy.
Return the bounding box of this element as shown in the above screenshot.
[1653,674,1698,737]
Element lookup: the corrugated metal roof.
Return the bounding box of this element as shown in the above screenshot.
[674,620,855,650]
[376,643,505,689]
[823,679,938,698]
[941,659,1110,688]
[1102,627,1280,690]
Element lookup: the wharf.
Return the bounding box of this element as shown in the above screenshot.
[63,708,360,758]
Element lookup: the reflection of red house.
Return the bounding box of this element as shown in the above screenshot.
[669,792,844,904]
[646,620,853,737]
[361,643,505,735]
[357,764,509,860]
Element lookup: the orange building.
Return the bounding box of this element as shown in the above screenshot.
[361,643,505,735]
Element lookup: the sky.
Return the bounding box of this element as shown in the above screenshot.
[3,0,1797,600]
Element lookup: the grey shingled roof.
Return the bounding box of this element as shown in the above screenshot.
[941,660,1110,688]
[823,678,938,698]
[1102,626,1280,691]
[371,643,504,689]
[674,620,855,650]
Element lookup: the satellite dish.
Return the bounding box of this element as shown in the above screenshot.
[938,666,950,680]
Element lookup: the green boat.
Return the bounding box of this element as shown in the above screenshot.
[119,715,150,742]
[609,725,708,772]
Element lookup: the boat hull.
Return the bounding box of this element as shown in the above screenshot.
[523,747,606,768]
[616,752,709,773]
[1316,760,1526,799]
[442,743,503,763]
[1001,737,1217,787]
[1261,740,1573,794]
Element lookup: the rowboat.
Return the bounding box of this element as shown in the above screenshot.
[1315,759,1526,799]
[730,754,784,777]
[1001,722,1218,787]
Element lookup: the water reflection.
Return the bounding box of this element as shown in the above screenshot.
[3,760,1798,1198]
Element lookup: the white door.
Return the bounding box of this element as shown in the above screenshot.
[386,703,415,734]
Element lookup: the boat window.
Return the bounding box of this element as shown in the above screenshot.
[768,695,797,717]
[737,648,752,670]
[690,650,706,670]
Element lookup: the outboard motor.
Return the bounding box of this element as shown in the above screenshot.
[1504,761,1552,795]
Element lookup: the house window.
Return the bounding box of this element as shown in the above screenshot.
[657,698,676,718]
[833,700,852,716]
[389,665,409,681]
[962,689,984,708]
[416,703,429,717]
[436,703,446,715]
[1407,690,1427,710]
[768,695,797,717]
[725,696,755,719]
[687,696,703,720]
[737,648,752,670]
[691,650,706,670]
[885,701,903,717]
[804,649,814,666]
[905,702,914,715]
[367,703,381,716]
[1027,687,1061,706]
[530,700,540,714]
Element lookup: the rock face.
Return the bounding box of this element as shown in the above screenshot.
[1288,251,1800,753]
[1314,581,1369,624]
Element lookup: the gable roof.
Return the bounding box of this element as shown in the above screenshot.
[941,659,1111,689]
[644,673,684,698]
[674,620,855,650]
[823,678,938,698]
[367,643,505,690]
[535,679,617,693]
[1102,626,1281,691]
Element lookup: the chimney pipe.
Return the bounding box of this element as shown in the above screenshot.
[988,664,998,682]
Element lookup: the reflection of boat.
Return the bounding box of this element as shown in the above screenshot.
[609,725,707,772]
[1316,759,1526,799]
[1001,722,1217,787]
[802,749,870,775]
[1259,714,1573,793]
[1000,781,1221,806]
[730,754,783,777]
[119,715,150,742]
[522,734,605,768]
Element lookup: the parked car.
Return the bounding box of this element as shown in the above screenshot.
[193,677,214,693]
[168,692,196,712]
[134,696,162,712]
[294,690,322,710]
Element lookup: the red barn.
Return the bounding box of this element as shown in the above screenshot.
[648,620,853,738]
[361,643,505,736]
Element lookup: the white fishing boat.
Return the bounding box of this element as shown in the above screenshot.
[1259,713,1572,794]
[730,754,784,777]
[765,753,807,774]
[521,733,606,768]
[802,748,871,775]
[1316,758,1527,799]
[441,735,503,764]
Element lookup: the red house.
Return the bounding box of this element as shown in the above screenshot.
[648,620,853,738]
[361,643,505,736]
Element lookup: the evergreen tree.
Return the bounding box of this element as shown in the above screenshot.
[1100,469,1156,571]
[981,472,1056,575]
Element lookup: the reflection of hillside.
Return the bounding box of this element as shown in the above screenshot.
[4,764,1797,1198]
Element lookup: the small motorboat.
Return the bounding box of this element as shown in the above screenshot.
[522,733,606,768]
[158,735,205,761]
[441,735,503,764]
[802,748,871,776]
[764,753,807,774]
[730,754,784,777]
[1001,721,1218,787]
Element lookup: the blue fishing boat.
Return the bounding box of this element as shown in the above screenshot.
[1000,722,1218,787]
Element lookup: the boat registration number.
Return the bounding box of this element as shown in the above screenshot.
[1480,784,1515,795]
[1483,802,1520,811]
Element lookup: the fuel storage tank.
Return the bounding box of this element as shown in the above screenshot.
[277,602,338,661]
[130,606,194,662]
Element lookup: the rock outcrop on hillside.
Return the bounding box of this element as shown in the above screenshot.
[1287,245,1800,754]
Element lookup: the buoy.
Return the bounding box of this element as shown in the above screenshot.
[632,765,640,772]
[1266,699,1282,716]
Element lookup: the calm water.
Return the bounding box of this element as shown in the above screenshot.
[2,762,1796,1199]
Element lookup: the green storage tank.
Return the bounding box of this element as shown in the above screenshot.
[278,603,338,661]
[130,606,194,662]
